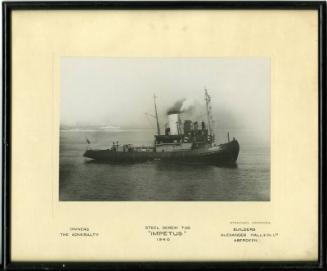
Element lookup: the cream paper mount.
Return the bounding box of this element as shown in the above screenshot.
[3,1,326,270]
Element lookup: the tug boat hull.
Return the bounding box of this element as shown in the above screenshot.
[84,140,239,166]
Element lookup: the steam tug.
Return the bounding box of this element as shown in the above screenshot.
[84,89,239,166]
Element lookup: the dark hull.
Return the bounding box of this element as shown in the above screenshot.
[84,140,239,166]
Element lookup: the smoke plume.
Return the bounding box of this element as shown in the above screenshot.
[167,98,195,115]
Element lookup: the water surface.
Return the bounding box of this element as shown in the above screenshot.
[60,129,270,201]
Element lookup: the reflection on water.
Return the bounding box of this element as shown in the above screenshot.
[60,129,270,201]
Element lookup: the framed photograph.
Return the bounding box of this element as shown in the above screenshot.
[3,1,326,269]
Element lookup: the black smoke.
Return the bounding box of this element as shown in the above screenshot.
[166,99,186,115]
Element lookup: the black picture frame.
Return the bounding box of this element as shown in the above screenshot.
[2,1,326,270]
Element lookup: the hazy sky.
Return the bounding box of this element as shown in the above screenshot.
[61,58,270,141]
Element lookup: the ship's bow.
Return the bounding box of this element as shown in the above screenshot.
[213,139,240,166]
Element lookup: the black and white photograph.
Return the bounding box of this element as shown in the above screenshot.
[60,58,270,201]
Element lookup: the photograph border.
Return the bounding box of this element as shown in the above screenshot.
[2,1,326,270]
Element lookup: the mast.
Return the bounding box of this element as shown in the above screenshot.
[204,88,215,141]
[153,94,160,135]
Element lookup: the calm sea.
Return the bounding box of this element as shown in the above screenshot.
[59,129,270,201]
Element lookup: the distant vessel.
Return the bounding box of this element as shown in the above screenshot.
[84,89,240,166]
